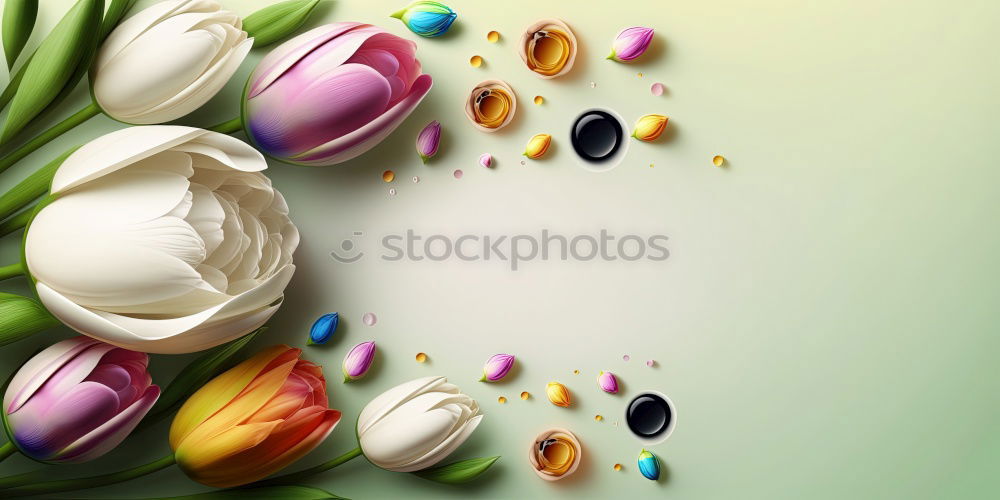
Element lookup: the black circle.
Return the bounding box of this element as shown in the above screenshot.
[571,110,623,163]
[626,393,672,438]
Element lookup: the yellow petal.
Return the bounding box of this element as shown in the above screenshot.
[524,134,552,159]
[632,114,668,141]
[175,420,283,486]
[169,345,295,449]
[546,382,571,407]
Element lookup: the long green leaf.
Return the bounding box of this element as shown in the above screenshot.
[2,0,38,69]
[99,0,138,41]
[164,485,349,500]
[412,456,501,484]
[0,292,59,348]
[243,0,322,47]
[139,328,264,428]
[1,0,103,143]
[0,146,77,220]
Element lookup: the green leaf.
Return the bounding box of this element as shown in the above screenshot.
[0,292,59,348]
[1,0,103,143]
[412,456,501,484]
[243,0,322,48]
[139,328,264,429]
[0,146,78,221]
[99,0,138,41]
[164,485,349,500]
[2,0,38,69]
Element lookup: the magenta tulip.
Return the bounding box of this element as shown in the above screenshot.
[244,22,433,166]
[597,371,619,394]
[343,341,377,382]
[416,120,441,163]
[2,337,159,463]
[607,27,654,63]
[480,354,515,382]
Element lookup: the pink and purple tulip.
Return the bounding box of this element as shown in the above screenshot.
[607,27,654,63]
[598,371,619,394]
[2,337,159,463]
[343,341,377,382]
[244,22,433,166]
[480,353,515,382]
[416,120,441,163]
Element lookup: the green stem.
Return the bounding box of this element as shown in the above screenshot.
[208,116,243,134]
[0,146,79,221]
[253,446,363,486]
[0,207,32,237]
[0,262,24,281]
[0,102,99,175]
[0,441,16,463]
[0,453,176,496]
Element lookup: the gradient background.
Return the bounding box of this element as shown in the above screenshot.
[1,0,998,498]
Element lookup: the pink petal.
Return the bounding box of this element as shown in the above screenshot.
[248,63,392,158]
[55,385,160,463]
[5,337,99,413]
[249,22,367,98]
[11,382,120,460]
[294,74,433,165]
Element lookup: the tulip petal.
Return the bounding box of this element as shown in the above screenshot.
[55,385,160,463]
[11,381,119,460]
[95,0,199,69]
[4,337,98,414]
[169,345,292,448]
[176,420,283,483]
[395,414,483,472]
[292,74,432,165]
[173,133,268,173]
[248,22,366,98]
[360,391,472,468]
[35,264,295,354]
[358,376,448,435]
[50,126,206,194]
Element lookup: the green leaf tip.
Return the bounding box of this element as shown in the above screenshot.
[2,0,39,70]
[244,0,323,48]
[0,292,59,348]
[413,456,501,484]
[1,0,103,144]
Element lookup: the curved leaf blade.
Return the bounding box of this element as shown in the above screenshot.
[243,0,322,48]
[1,0,103,143]
[2,0,38,69]
[413,456,501,484]
[164,485,349,500]
[0,292,60,348]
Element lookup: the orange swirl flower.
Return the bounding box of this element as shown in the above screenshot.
[169,345,341,488]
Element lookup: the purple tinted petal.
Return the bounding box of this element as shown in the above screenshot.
[614,27,654,61]
[4,337,99,414]
[416,121,441,157]
[293,74,433,165]
[55,385,160,463]
[343,341,376,378]
[249,22,367,98]
[484,354,514,381]
[11,382,119,461]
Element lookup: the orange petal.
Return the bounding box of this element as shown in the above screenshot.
[191,406,341,487]
[245,372,312,424]
[175,419,283,486]
[170,345,294,449]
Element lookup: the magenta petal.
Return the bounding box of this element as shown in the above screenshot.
[55,385,160,463]
[294,74,433,165]
[482,354,515,382]
[11,381,120,461]
[249,22,367,98]
[4,337,99,414]
[613,27,654,61]
[343,341,376,379]
[416,121,441,159]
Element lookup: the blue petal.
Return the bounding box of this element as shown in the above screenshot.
[309,312,339,344]
[406,11,456,37]
[638,455,660,480]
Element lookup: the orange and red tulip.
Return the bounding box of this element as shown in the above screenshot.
[169,345,341,487]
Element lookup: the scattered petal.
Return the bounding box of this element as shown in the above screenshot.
[479,153,493,168]
[480,354,515,382]
[638,449,661,480]
[597,371,619,394]
[390,1,457,38]
[546,382,571,407]
[416,121,441,163]
[631,114,668,142]
[308,313,339,345]
[343,341,376,382]
[607,27,654,63]
[523,134,552,159]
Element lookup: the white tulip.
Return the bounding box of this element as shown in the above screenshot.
[358,376,483,472]
[24,126,298,354]
[92,0,252,124]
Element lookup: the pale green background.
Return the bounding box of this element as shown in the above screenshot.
[0,0,998,498]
